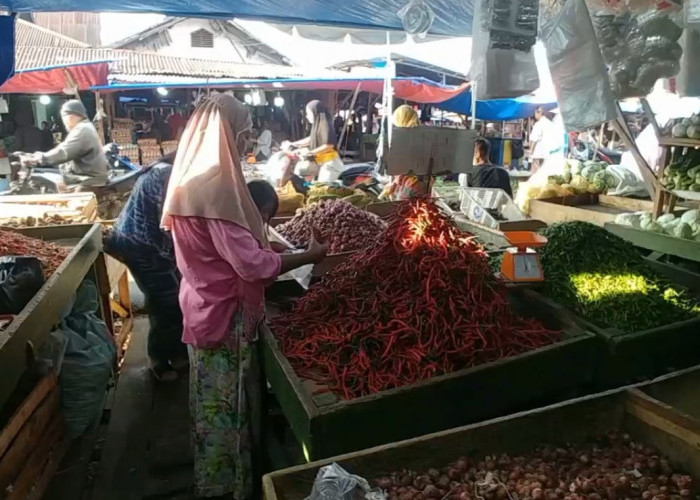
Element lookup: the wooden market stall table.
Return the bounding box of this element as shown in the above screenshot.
[527,194,670,227]
[264,368,700,500]
[0,223,110,500]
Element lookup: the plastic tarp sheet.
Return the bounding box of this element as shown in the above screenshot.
[437,90,557,120]
[95,77,471,105]
[0,15,15,88]
[0,0,474,37]
[0,60,110,94]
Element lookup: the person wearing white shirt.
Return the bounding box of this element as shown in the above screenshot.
[253,121,273,161]
[529,107,556,173]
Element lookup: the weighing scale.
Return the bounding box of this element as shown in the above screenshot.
[500,231,547,283]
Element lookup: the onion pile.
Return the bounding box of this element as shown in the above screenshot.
[275,199,386,254]
[374,433,694,500]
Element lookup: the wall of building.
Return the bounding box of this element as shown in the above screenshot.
[154,19,256,63]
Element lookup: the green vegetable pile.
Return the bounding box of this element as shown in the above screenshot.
[540,221,699,332]
[661,147,700,192]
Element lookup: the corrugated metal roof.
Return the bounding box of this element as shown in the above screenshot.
[15,18,90,49]
[15,46,341,80]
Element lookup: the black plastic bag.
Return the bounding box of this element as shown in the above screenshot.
[0,256,45,315]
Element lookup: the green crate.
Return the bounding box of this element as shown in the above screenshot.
[262,291,597,461]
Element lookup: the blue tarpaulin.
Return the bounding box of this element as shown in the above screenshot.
[438,90,557,120]
[0,15,15,87]
[0,0,473,36]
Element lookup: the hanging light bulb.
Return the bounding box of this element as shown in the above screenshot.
[156,87,169,96]
[274,94,285,108]
[39,95,51,105]
[244,93,253,105]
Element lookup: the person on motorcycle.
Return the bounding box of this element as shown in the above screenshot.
[24,100,108,192]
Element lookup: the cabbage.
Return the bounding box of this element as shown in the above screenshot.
[640,219,663,232]
[615,213,640,227]
[568,159,582,176]
[680,209,699,224]
[657,213,676,225]
[570,175,589,194]
[674,222,693,239]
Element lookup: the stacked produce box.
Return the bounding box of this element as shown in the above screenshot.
[137,139,162,166]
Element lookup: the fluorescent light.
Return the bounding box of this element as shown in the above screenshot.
[156,87,169,96]
[274,96,285,107]
[272,82,284,88]
[39,95,51,105]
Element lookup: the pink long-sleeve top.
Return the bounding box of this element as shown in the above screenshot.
[171,216,281,348]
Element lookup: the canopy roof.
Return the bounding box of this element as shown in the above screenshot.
[0,1,474,37]
[0,59,110,93]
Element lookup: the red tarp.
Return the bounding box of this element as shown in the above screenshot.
[0,61,110,94]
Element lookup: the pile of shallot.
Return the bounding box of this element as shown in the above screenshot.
[275,199,386,254]
[374,433,693,500]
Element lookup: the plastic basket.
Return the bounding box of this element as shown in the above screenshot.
[460,187,526,229]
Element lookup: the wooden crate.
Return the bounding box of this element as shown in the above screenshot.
[263,387,700,500]
[0,193,98,226]
[0,224,103,410]
[262,292,597,460]
[639,365,700,421]
[0,374,69,500]
[521,287,700,390]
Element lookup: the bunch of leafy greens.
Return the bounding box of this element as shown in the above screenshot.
[540,222,699,332]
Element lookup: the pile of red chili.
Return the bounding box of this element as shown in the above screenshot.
[0,230,69,277]
[272,199,561,399]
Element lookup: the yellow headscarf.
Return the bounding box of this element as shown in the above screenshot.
[393,105,420,128]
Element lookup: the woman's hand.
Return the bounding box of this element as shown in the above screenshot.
[307,229,328,262]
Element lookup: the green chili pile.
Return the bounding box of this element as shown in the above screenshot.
[540,221,699,332]
[273,199,561,399]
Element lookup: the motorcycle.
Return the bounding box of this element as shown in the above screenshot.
[1,144,142,196]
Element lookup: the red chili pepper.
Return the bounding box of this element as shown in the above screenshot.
[273,199,560,399]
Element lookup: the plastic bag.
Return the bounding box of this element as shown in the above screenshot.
[605,164,650,196]
[541,0,618,131]
[0,256,45,315]
[306,463,386,500]
[60,280,116,437]
[471,0,540,99]
[687,0,700,28]
[589,2,684,98]
[397,0,435,37]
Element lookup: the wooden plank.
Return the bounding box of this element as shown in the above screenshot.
[597,195,657,212]
[640,365,700,419]
[529,199,620,227]
[0,388,60,491]
[0,375,56,459]
[91,318,153,500]
[604,222,700,262]
[26,438,71,500]
[626,388,700,442]
[659,137,700,148]
[7,416,64,500]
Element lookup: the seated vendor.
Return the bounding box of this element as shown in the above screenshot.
[470,138,513,198]
[289,100,344,183]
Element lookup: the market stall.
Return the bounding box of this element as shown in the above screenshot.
[264,383,700,500]
[0,223,114,499]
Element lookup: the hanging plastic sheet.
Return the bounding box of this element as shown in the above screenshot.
[541,0,617,131]
[470,0,540,99]
[437,90,557,120]
[676,28,700,97]
[0,15,15,88]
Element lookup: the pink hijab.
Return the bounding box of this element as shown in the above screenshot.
[161,93,267,247]
[162,93,269,341]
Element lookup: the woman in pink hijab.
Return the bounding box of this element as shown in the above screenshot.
[162,93,327,499]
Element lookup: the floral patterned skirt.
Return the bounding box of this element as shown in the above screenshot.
[188,328,254,499]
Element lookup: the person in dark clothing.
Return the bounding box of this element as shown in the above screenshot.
[14,110,46,153]
[470,138,513,198]
[41,121,54,151]
[103,152,187,381]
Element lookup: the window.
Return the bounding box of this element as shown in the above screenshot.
[190,29,214,48]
